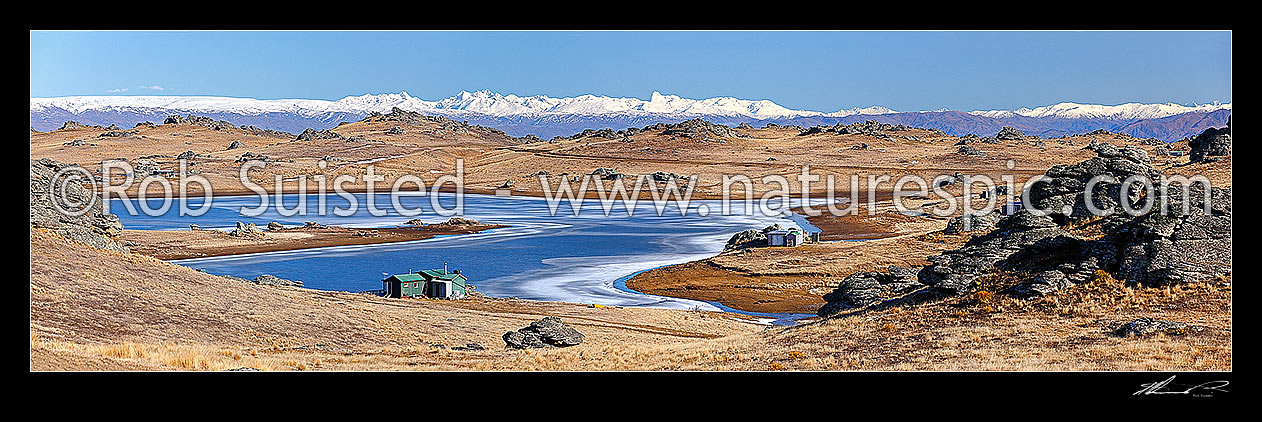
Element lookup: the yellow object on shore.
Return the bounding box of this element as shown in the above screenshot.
[589,304,606,308]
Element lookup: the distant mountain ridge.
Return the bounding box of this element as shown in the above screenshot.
[30,91,1231,141]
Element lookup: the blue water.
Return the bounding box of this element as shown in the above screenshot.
[113,193,808,313]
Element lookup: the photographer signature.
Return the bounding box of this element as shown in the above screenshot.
[1135,375,1229,397]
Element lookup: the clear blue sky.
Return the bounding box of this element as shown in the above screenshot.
[29,31,1231,112]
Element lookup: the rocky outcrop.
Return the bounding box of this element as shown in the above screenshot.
[957,145,987,157]
[434,217,480,226]
[30,158,128,253]
[223,274,304,287]
[652,119,736,139]
[943,210,1002,234]
[254,274,302,286]
[368,107,512,140]
[163,115,237,131]
[1110,181,1231,287]
[1027,143,1160,223]
[63,139,95,147]
[590,167,625,180]
[267,222,284,231]
[817,266,921,315]
[226,140,245,150]
[503,317,585,349]
[995,126,1028,141]
[229,222,264,239]
[650,171,687,182]
[1188,119,1231,162]
[59,121,97,130]
[817,144,1231,317]
[724,224,784,250]
[296,128,344,141]
[1110,318,1189,337]
[176,150,203,161]
[568,128,620,140]
[1012,270,1073,297]
[130,159,162,177]
[919,210,1070,295]
[99,130,138,138]
[235,152,270,163]
[833,120,907,136]
[240,125,290,138]
[798,126,828,136]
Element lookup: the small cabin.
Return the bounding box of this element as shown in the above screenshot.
[1001,201,1024,216]
[382,268,468,299]
[767,228,807,247]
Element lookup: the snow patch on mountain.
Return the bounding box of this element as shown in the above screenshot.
[30,90,831,120]
[969,102,1231,120]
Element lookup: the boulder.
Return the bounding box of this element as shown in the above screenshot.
[919,210,1071,295]
[60,121,92,130]
[503,316,584,349]
[235,152,270,163]
[252,274,303,287]
[724,224,785,250]
[1012,270,1074,297]
[435,217,480,226]
[1188,120,1231,162]
[229,222,264,239]
[163,115,236,130]
[1111,318,1189,337]
[99,130,136,138]
[817,266,922,316]
[816,139,1231,316]
[995,126,1028,141]
[29,159,127,253]
[799,126,828,136]
[944,210,1002,234]
[1027,144,1162,223]
[957,145,987,157]
[656,119,735,139]
[296,128,343,141]
[650,171,683,182]
[833,120,904,136]
[1110,182,1231,286]
[450,343,485,351]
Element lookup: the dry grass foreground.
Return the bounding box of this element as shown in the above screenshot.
[31,227,1229,371]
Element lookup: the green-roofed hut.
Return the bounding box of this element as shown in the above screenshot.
[382,267,468,299]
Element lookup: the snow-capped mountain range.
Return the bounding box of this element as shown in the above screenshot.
[29,90,900,120]
[969,102,1232,120]
[30,90,1231,141]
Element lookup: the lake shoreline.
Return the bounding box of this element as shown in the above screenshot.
[123,222,507,260]
[113,191,843,317]
[624,203,952,315]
